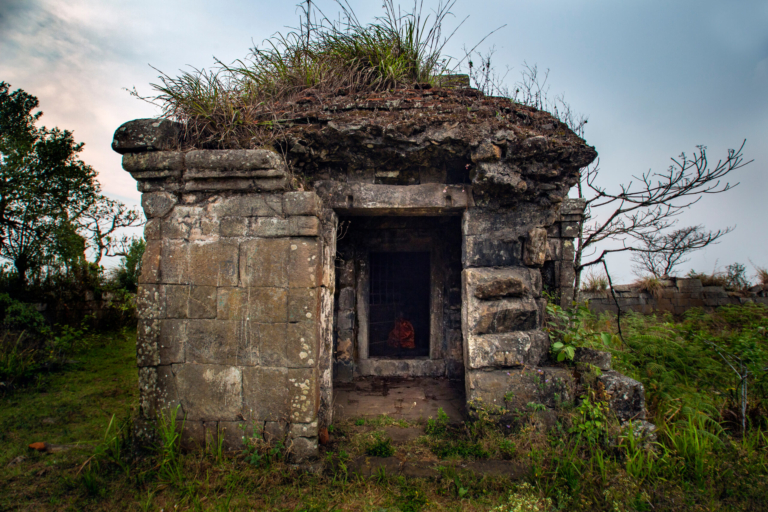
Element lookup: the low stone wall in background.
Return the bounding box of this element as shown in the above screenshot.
[584,278,768,316]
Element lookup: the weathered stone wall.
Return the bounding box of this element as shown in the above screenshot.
[585,278,768,316]
[116,123,335,460]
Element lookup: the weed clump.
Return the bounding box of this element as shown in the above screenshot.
[365,433,395,457]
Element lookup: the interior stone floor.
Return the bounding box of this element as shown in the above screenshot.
[332,377,466,422]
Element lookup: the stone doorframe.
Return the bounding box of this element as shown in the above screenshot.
[316,181,472,379]
[353,229,447,376]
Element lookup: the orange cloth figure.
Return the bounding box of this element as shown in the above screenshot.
[387,318,415,349]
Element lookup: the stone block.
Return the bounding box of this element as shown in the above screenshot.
[186,149,284,175]
[562,240,575,262]
[335,330,354,362]
[466,367,575,412]
[138,367,158,418]
[258,323,289,367]
[288,287,320,323]
[597,371,645,421]
[174,364,243,421]
[289,368,318,423]
[560,221,579,238]
[184,177,288,192]
[337,310,355,331]
[462,237,522,268]
[573,347,611,371]
[208,194,283,217]
[140,240,162,284]
[523,228,548,266]
[250,287,288,323]
[112,118,182,154]
[289,436,319,462]
[243,367,290,421]
[180,421,218,451]
[156,365,180,412]
[338,287,355,311]
[284,192,321,216]
[189,242,239,286]
[287,322,318,368]
[136,284,166,320]
[136,319,160,367]
[546,238,563,261]
[216,287,248,321]
[289,216,321,236]
[289,238,322,288]
[159,319,186,364]
[141,191,178,218]
[216,287,288,323]
[144,219,161,240]
[219,421,246,451]
[220,217,248,237]
[263,421,289,443]
[338,259,355,288]
[123,152,184,179]
[184,319,253,365]
[546,223,560,238]
[250,217,290,237]
[464,293,539,335]
[166,285,217,319]
[676,278,703,292]
[560,198,586,216]
[240,238,290,288]
[290,421,319,438]
[462,207,557,239]
[334,360,355,382]
[464,330,549,369]
[467,267,532,300]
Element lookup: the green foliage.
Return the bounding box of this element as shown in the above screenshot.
[569,395,610,446]
[241,429,286,468]
[546,300,600,362]
[112,237,145,293]
[424,407,449,436]
[156,405,185,484]
[365,433,395,457]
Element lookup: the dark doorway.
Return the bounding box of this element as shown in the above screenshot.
[368,252,431,358]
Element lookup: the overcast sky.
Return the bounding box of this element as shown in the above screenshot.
[1,0,766,281]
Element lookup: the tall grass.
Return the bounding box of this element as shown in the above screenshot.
[144,0,463,149]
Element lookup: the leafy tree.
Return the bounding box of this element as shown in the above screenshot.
[112,237,145,292]
[0,82,99,283]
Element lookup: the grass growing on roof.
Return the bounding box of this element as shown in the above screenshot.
[144,0,467,149]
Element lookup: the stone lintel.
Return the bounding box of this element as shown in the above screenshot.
[314,182,472,215]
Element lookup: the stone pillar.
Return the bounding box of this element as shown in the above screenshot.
[115,119,333,461]
[461,204,575,412]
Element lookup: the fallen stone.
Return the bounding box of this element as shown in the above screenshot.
[598,370,646,421]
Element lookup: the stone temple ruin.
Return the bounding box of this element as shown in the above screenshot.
[113,86,647,460]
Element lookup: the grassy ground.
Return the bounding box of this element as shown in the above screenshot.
[1,304,767,511]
